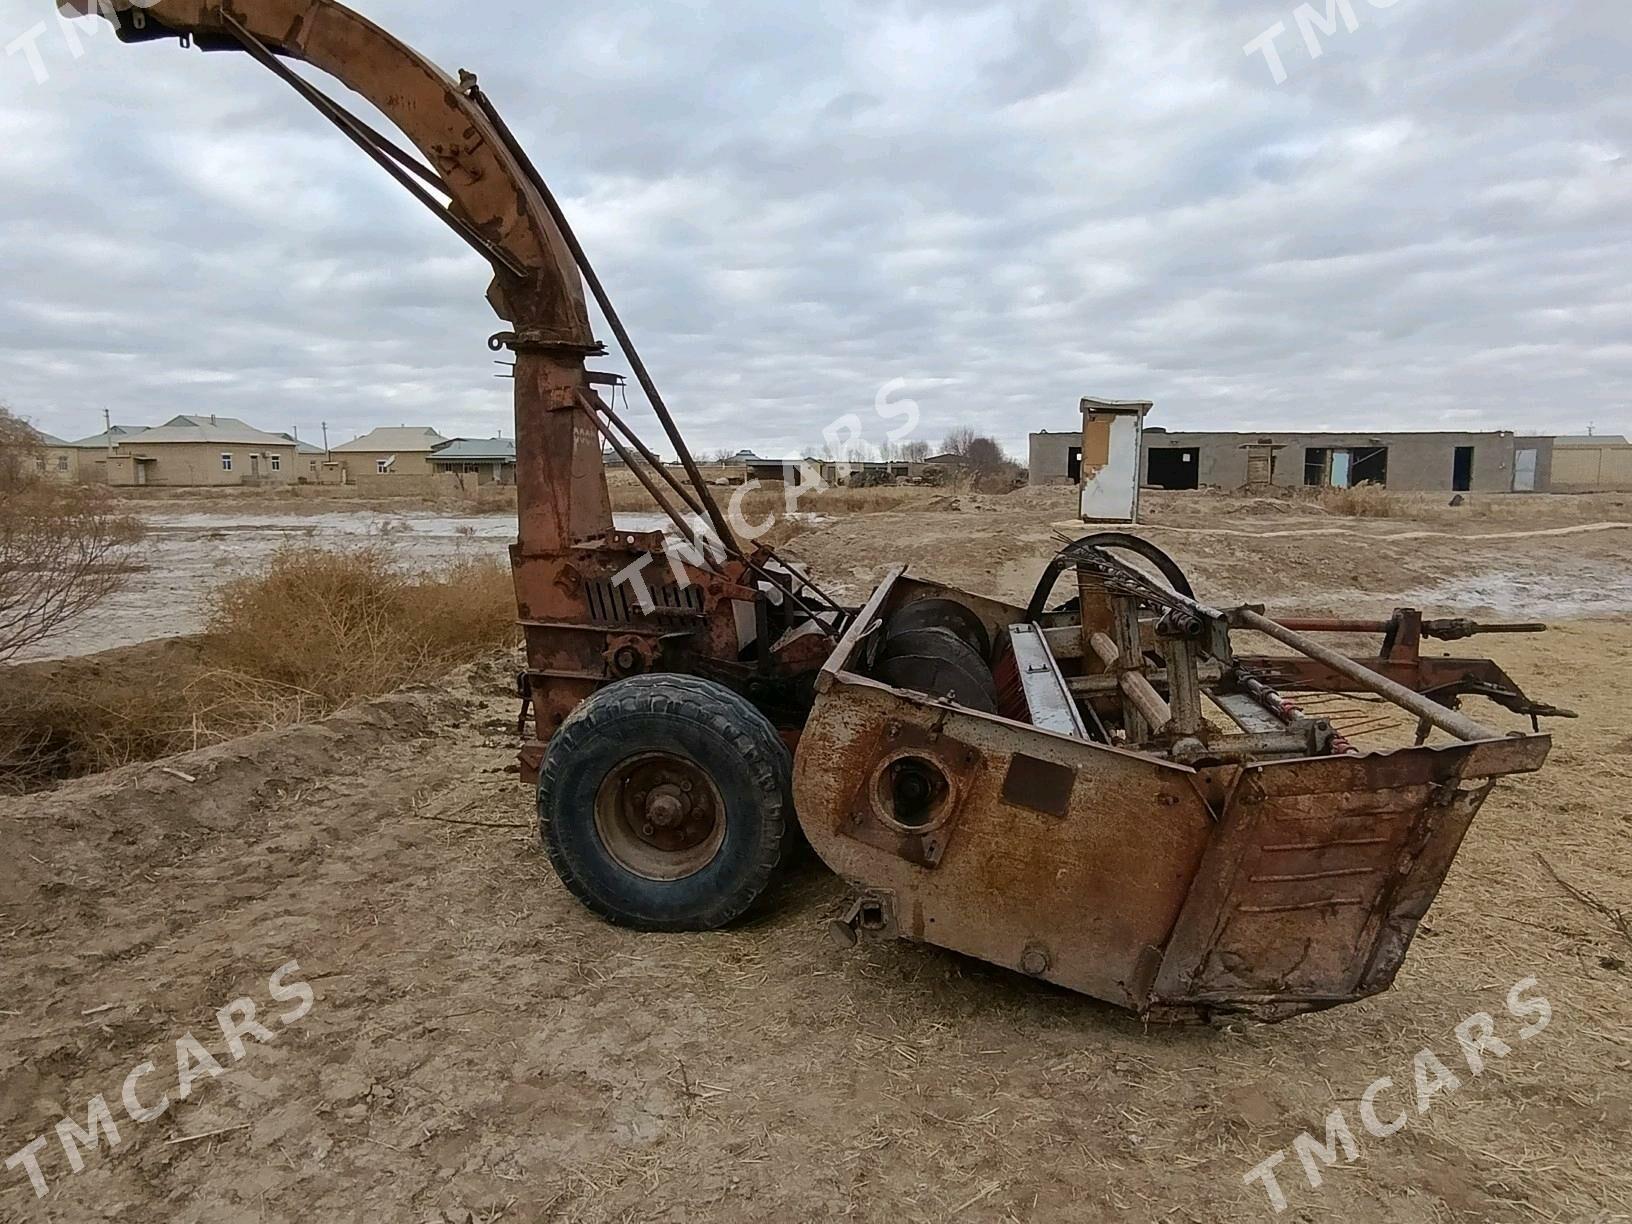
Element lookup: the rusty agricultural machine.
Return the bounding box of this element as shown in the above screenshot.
[77,0,1574,1022]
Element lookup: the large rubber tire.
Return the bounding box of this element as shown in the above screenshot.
[538,676,794,932]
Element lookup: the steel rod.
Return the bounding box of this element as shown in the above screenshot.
[586,390,708,519]
[1277,618,1393,634]
[581,405,839,636]
[1236,610,1496,742]
[585,391,848,624]
[469,88,849,624]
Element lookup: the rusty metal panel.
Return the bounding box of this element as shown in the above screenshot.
[1000,754,1078,818]
[1151,745,1505,1013]
[796,680,1215,1011]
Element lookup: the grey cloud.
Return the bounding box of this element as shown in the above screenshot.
[1,0,1628,459]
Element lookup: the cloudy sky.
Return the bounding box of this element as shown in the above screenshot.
[1,0,1627,458]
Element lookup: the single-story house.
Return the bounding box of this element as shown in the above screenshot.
[745,455,825,487]
[66,425,148,484]
[276,434,330,482]
[330,426,447,478]
[1132,430,1524,493]
[101,416,304,488]
[30,430,79,482]
[430,437,518,486]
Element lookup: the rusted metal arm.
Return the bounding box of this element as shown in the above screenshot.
[581,407,701,549]
[1234,609,1498,743]
[220,13,529,278]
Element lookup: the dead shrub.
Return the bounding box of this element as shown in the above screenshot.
[1308,483,1403,519]
[0,405,144,663]
[0,544,518,792]
[207,543,517,702]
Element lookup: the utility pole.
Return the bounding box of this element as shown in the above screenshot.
[103,407,113,456]
[321,421,330,458]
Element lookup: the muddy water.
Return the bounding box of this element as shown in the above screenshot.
[22,509,670,662]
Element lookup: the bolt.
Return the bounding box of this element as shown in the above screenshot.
[1021,945,1052,977]
[642,824,656,838]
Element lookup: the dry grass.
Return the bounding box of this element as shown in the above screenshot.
[0,544,518,792]
[207,543,516,702]
[1305,482,1404,518]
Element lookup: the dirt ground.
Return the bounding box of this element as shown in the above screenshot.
[3,491,1630,1222]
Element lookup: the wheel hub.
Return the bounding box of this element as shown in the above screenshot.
[594,753,726,881]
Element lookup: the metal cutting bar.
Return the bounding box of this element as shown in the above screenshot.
[1234,609,1497,743]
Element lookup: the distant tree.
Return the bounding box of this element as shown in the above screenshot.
[963,436,1009,477]
[941,427,978,458]
[0,404,143,663]
[900,440,931,463]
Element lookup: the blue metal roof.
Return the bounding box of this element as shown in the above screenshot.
[430,438,517,463]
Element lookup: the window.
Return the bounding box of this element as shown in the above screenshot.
[270,454,281,472]
[1148,448,1200,490]
[1304,447,1388,488]
[376,459,392,475]
[221,453,233,472]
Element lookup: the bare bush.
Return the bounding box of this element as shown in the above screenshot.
[0,544,520,792]
[206,543,518,702]
[0,407,144,664]
[1308,483,1403,519]
[0,407,42,493]
[937,429,1019,491]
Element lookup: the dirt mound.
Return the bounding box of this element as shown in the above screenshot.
[0,675,481,912]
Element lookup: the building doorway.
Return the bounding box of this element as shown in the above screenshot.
[1067,446,1083,483]
[1453,447,1475,493]
[1146,448,1199,490]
